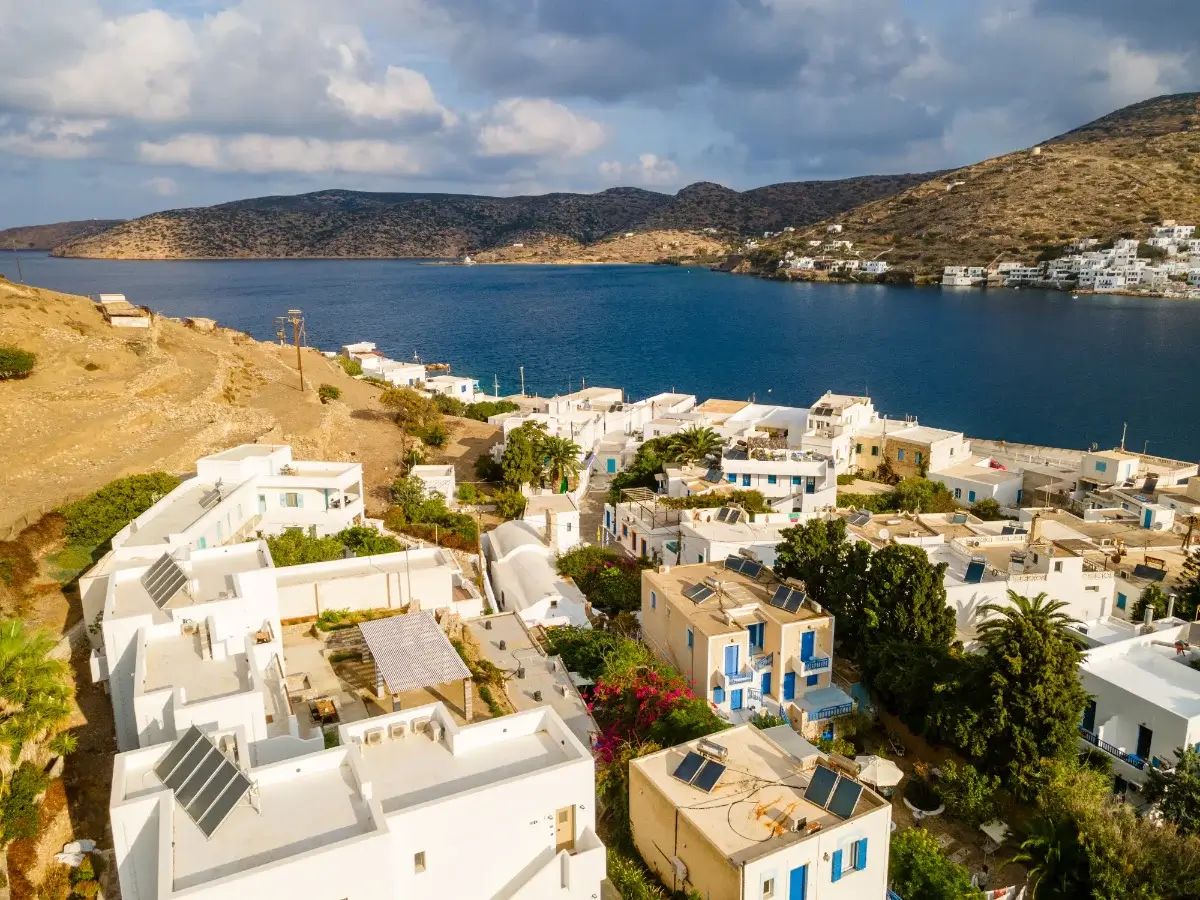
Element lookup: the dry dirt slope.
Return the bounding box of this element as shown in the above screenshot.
[0,278,413,536]
[745,92,1200,276]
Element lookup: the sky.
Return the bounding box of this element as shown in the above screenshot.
[0,0,1196,227]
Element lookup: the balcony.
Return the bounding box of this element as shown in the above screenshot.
[789,654,831,675]
[811,702,854,721]
[1079,726,1146,771]
[717,666,755,690]
[752,652,774,671]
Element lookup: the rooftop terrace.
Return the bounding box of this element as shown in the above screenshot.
[143,632,250,702]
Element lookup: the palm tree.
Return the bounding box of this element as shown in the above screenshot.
[541,436,583,492]
[0,619,74,770]
[1013,815,1091,898]
[667,426,723,465]
[976,590,1078,643]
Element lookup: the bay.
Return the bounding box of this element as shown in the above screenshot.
[2,252,1197,461]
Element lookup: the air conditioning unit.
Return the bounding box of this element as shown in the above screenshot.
[670,857,688,882]
[413,717,430,734]
[389,721,409,739]
[364,728,384,746]
[427,721,444,742]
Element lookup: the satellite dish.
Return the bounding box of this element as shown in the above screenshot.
[879,528,890,540]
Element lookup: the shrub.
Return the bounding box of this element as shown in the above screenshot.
[660,490,771,514]
[970,498,1004,520]
[317,383,341,403]
[456,483,478,504]
[323,729,340,749]
[555,545,649,614]
[463,399,519,422]
[265,529,346,567]
[1,763,48,844]
[418,422,449,448]
[749,710,787,729]
[836,473,858,485]
[72,856,95,883]
[474,453,502,482]
[0,346,36,380]
[889,828,983,900]
[835,491,895,513]
[432,394,466,416]
[491,489,527,520]
[336,525,402,556]
[937,760,1001,827]
[58,472,182,547]
[336,356,362,376]
[328,650,363,664]
[74,880,101,899]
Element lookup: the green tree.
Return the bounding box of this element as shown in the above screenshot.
[492,489,527,520]
[1,762,49,845]
[889,828,983,900]
[541,435,583,491]
[773,517,852,610]
[501,423,546,488]
[1144,746,1200,836]
[0,346,37,380]
[390,475,428,518]
[264,529,346,567]
[861,543,954,658]
[463,399,519,422]
[1131,582,1171,622]
[336,526,402,557]
[336,356,362,376]
[975,591,1088,795]
[893,477,959,513]
[666,426,723,465]
[432,394,466,416]
[937,761,1001,828]
[607,437,674,503]
[1014,815,1093,899]
[0,620,74,765]
[970,498,1004,521]
[1173,550,1200,621]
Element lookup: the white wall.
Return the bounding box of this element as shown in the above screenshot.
[931,471,1023,507]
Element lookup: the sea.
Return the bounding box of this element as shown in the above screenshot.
[3,252,1198,461]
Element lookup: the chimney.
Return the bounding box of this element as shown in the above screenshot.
[1168,594,1177,620]
[1144,605,1155,627]
[1026,512,1043,548]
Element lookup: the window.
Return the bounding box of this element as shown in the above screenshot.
[742,474,751,487]
[792,476,801,485]
[767,474,777,485]
[762,877,775,899]
[1095,460,1108,473]
[713,686,725,704]
[832,838,868,882]
[1086,585,1099,592]
[698,553,704,563]
[622,524,628,537]
[687,628,693,648]
[807,674,819,686]
[282,492,301,508]
[1117,592,1127,610]
[855,443,863,454]
[605,511,611,530]
[727,473,737,483]
[650,591,656,610]
[641,539,647,556]
[916,451,923,465]
[871,446,879,457]
[414,851,426,873]
[954,488,962,500]
[1054,561,1064,573]
[967,491,976,503]
[897,449,905,462]
[257,494,266,514]
[567,521,572,532]
[197,537,207,549]
[747,623,765,653]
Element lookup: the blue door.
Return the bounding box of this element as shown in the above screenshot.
[783,671,796,701]
[1144,508,1154,528]
[730,689,743,710]
[821,722,834,741]
[788,864,808,899]
[800,631,815,660]
[761,671,772,697]
[607,458,616,473]
[724,645,739,675]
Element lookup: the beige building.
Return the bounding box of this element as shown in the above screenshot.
[854,423,968,479]
[630,725,892,900]
[641,562,854,740]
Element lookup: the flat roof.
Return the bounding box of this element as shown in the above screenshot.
[1036,510,1183,549]
[1083,641,1200,718]
[464,612,597,748]
[680,515,790,545]
[933,457,1021,484]
[205,445,285,461]
[695,398,752,417]
[124,481,221,547]
[113,545,272,620]
[633,725,886,865]
[644,563,826,638]
[143,632,250,701]
[890,425,962,445]
[271,548,451,587]
[843,511,939,547]
[524,493,579,515]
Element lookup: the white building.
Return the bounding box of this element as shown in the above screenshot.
[111,703,604,900]
[1078,621,1200,790]
[929,456,1025,507]
[425,374,482,402]
[678,508,804,568]
[1152,224,1195,241]
[801,393,879,474]
[522,493,581,553]
[408,464,457,504]
[376,360,427,387]
[484,521,590,628]
[860,260,889,275]
[943,266,980,287]
[630,726,892,900]
[719,443,836,513]
[826,224,844,234]
[110,445,365,554]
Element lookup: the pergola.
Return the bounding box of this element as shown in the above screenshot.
[359,613,473,720]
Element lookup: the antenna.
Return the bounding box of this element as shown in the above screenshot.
[520,366,525,397]
[1120,422,1127,451]
[493,375,500,398]
[13,250,24,284]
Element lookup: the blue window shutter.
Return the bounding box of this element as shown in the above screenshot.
[687,628,693,648]
[713,686,725,704]
[743,474,751,487]
[831,850,842,882]
[297,493,304,508]
[792,476,801,485]
[727,473,736,483]
[807,674,818,686]
[279,493,286,508]
[968,491,976,503]
[768,475,777,485]
[859,838,868,870]
[651,591,656,609]
[1117,593,1127,610]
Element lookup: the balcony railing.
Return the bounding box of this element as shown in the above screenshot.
[752,652,774,671]
[812,702,854,721]
[801,655,830,673]
[1079,726,1146,770]
[727,668,754,686]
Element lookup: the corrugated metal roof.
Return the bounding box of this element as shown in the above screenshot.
[359,612,470,694]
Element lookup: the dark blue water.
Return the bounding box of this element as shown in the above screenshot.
[4,252,1198,460]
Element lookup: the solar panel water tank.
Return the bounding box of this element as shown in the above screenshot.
[848,510,872,527]
[141,553,189,608]
[964,557,987,584]
[827,777,865,819]
[691,760,726,793]
[802,764,839,808]
[683,583,715,603]
[152,725,252,840]
[672,751,705,785]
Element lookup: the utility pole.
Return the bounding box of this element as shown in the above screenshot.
[520,366,525,397]
[13,250,24,285]
[1120,422,1127,451]
[493,375,500,398]
[275,309,306,392]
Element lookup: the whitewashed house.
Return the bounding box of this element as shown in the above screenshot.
[408,464,457,504]
[425,374,482,402]
[484,521,590,628]
[861,260,889,275]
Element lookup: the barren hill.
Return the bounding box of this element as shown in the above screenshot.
[743,93,1200,277]
[0,219,125,251]
[49,173,934,260]
[0,278,491,537]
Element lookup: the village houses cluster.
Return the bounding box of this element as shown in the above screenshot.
[86,336,1200,899]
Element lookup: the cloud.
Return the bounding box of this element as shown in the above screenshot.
[0,117,108,159]
[139,133,424,175]
[144,176,178,196]
[599,153,680,186]
[476,98,606,158]
[327,65,455,126]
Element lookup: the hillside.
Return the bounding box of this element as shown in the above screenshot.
[49,173,934,260]
[472,228,729,264]
[0,219,125,251]
[742,93,1200,277]
[0,278,501,541]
